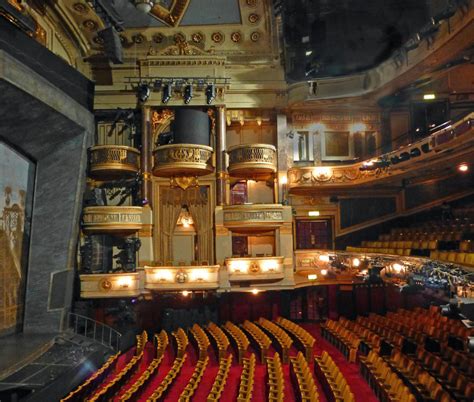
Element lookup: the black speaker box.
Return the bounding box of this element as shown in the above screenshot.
[98,26,123,64]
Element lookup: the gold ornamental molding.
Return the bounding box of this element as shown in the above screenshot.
[152,144,214,179]
[223,204,285,233]
[80,273,140,298]
[82,206,144,233]
[227,144,277,180]
[89,145,140,180]
[226,256,285,283]
[144,265,220,290]
[287,165,388,193]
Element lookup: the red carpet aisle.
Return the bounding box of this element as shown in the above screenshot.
[302,323,379,402]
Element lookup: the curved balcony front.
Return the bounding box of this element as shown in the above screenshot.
[152,144,214,178]
[144,265,219,291]
[227,144,277,180]
[80,273,140,298]
[226,256,285,283]
[89,145,140,180]
[82,206,144,234]
[288,112,474,195]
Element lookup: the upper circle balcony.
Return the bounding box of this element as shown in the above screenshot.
[89,145,140,180]
[227,144,277,180]
[152,144,214,178]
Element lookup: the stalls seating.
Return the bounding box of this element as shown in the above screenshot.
[266,352,285,402]
[242,320,272,363]
[290,351,319,402]
[257,317,293,363]
[178,356,209,402]
[223,321,250,365]
[207,354,233,401]
[276,317,315,363]
[314,351,355,402]
[237,353,256,402]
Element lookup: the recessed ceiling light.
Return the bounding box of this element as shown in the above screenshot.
[458,163,469,172]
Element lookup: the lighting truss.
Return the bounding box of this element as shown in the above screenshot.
[125,76,230,104]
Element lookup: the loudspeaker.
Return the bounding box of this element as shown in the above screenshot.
[98,26,123,64]
[172,108,210,146]
[48,270,70,310]
[90,235,113,273]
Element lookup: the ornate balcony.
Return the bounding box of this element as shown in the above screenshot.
[82,206,144,234]
[288,112,474,194]
[222,204,288,234]
[79,273,140,298]
[152,144,214,178]
[227,144,277,180]
[89,145,140,180]
[226,256,285,282]
[144,265,220,291]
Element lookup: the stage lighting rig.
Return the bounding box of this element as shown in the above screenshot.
[206,83,216,105]
[162,83,172,104]
[137,83,150,103]
[183,84,193,104]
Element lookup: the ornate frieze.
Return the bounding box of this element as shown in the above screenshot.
[144,265,220,290]
[226,256,285,282]
[82,206,144,233]
[222,204,287,233]
[80,273,141,298]
[227,144,277,179]
[152,144,214,178]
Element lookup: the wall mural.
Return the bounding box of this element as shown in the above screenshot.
[0,142,35,335]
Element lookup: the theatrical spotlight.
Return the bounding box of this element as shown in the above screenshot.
[205,83,216,105]
[137,83,150,103]
[183,84,193,104]
[162,83,172,104]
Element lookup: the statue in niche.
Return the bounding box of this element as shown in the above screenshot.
[113,237,141,272]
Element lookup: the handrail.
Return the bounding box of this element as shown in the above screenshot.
[67,312,122,351]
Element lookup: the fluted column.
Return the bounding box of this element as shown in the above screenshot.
[216,106,227,206]
[141,106,152,207]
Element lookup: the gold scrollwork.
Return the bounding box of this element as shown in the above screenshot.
[288,165,389,187]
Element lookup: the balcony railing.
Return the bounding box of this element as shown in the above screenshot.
[227,144,277,180]
[144,265,219,290]
[89,145,140,179]
[82,206,144,233]
[287,112,473,194]
[79,273,141,298]
[152,144,214,177]
[222,204,288,233]
[226,256,285,282]
[67,312,122,351]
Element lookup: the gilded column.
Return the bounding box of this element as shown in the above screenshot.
[141,106,152,207]
[216,106,227,206]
